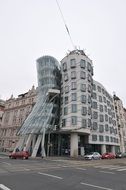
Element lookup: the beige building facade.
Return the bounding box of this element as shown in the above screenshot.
[0,86,37,152]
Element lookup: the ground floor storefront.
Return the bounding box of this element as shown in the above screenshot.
[36,133,119,157]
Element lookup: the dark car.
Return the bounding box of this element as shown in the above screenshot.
[102,152,116,159]
[9,151,29,159]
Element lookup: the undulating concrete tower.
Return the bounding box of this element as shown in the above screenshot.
[16,56,61,157]
[60,50,93,157]
[60,50,119,157]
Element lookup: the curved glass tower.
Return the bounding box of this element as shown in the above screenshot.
[16,56,61,157]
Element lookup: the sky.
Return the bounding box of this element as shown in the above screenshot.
[0,0,126,106]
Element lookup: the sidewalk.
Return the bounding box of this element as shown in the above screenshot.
[0,151,9,157]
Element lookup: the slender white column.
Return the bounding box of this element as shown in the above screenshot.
[70,133,78,157]
[31,134,42,157]
[41,128,46,157]
[101,144,106,154]
[32,134,36,151]
[111,145,115,154]
[24,134,33,151]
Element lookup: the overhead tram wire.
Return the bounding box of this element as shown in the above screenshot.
[56,0,75,49]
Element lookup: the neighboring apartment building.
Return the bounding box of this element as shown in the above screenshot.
[113,94,126,152]
[0,86,37,152]
[0,99,5,124]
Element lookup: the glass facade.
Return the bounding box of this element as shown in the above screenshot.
[18,56,60,135]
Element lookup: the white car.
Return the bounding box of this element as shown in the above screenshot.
[84,152,101,160]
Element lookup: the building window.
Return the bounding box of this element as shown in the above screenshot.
[103,96,106,103]
[80,59,86,68]
[70,59,76,68]
[65,86,69,93]
[92,92,97,99]
[105,136,109,142]
[71,104,77,113]
[109,117,112,124]
[105,114,108,122]
[107,100,110,107]
[99,96,102,102]
[88,107,91,115]
[71,82,77,90]
[81,84,86,92]
[92,101,97,109]
[104,105,107,112]
[110,127,113,134]
[87,62,91,71]
[82,119,87,128]
[102,88,105,94]
[88,119,91,127]
[92,135,97,141]
[63,62,67,71]
[64,73,68,81]
[92,122,98,130]
[108,109,111,116]
[80,71,86,79]
[88,84,91,92]
[99,135,104,142]
[99,114,104,122]
[110,137,113,142]
[64,107,68,115]
[71,116,77,125]
[88,95,91,104]
[97,86,101,92]
[64,96,69,104]
[93,111,98,119]
[81,95,86,103]
[105,124,109,131]
[99,105,103,112]
[81,107,87,115]
[71,71,76,79]
[71,93,77,101]
[93,84,96,91]
[99,125,104,133]
[62,119,66,127]
[88,74,91,82]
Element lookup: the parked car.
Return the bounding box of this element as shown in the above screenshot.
[115,152,122,158]
[121,152,126,158]
[84,152,101,160]
[102,152,116,159]
[9,151,29,159]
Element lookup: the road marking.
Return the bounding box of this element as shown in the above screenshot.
[117,168,126,171]
[76,168,87,171]
[0,184,11,190]
[2,162,11,166]
[23,168,30,171]
[81,182,113,190]
[99,171,115,174]
[38,172,63,179]
[94,165,115,169]
[108,166,124,170]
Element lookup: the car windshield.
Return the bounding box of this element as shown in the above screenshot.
[87,152,94,155]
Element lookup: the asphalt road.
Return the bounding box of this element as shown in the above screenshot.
[0,156,126,190]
